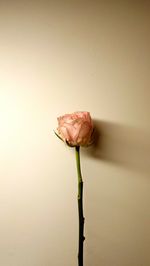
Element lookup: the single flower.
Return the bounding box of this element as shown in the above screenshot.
[55,111,94,266]
[56,111,93,147]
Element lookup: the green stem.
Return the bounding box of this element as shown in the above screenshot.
[75,146,85,266]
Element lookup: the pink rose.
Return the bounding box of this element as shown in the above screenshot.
[56,111,93,146]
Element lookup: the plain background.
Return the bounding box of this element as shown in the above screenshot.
[0,1,150,265]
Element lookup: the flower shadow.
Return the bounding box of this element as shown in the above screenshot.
[83,119,150,176]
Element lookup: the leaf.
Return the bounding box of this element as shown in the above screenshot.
[54,130,63,142]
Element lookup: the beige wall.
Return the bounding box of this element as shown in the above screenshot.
[0,1,150,265]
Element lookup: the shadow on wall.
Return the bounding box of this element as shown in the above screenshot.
[83,119,150,176]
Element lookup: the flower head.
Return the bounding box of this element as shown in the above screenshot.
[56,111,93,147]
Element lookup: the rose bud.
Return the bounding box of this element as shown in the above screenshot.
[56,111,93,147]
